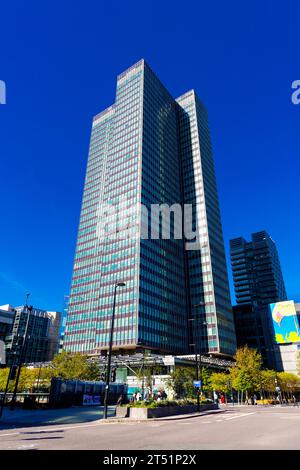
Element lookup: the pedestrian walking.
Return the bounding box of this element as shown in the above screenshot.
[292,395,298,407]
[116,394,123,406]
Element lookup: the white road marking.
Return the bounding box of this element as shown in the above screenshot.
[280,415,300,420]
[0,432,20,437]
[225,412,255,420]
[17,444,37,450]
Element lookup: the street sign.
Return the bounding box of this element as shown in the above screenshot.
[163,356,175,366]
[193,380,202,388]
[83,395,101,406]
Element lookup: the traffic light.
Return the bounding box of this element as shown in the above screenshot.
[111,367,117,382]
[10,365,18,381]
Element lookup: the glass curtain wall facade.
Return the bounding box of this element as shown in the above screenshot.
[138,63,189,353]
[5,307,61,365]
[64,63,143,354]
[230,230,287,306]
[176,91,236,355]
[64,59,236,357]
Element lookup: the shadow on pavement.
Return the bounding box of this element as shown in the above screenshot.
[0,406,116,430]
[21,437,64,441]
[21,430,64,435]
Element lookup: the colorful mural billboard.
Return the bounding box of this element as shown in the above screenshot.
[270,301,300,344]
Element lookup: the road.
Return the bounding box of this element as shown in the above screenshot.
[0,406,300,450]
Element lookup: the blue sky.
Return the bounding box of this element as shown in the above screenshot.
[0,0,299,311]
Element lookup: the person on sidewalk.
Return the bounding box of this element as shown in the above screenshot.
[292,395,299,407]
[116,394,123,407]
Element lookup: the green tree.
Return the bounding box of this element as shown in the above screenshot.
[200,367,210,393]
[166,366,197,399]
[0,368,11,392]
[260,369,276,395]
[0,367,41,393]
[278,372,300,396]
[85,361,101,381]
[209,372,230,394]
[230,346,262,400]
[48,351,91,380]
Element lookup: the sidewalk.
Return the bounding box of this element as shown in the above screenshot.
[0,406,115,429]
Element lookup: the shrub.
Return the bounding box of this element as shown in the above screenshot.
[124,398,213,408]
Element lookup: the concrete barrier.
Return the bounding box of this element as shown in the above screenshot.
[115,406,130,418]
[116,403,218,419]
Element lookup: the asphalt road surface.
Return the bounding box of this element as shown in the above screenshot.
[1,406,300,450]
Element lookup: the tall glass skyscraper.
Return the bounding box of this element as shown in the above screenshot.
[230,230,287,306]
[64,60,236,357]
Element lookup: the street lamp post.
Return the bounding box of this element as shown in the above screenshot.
[189,309,207,413]
[198,327,207,408]
[103,282,125,419]
[275,376,282,404]
[194,349,200,412]
[260,382,265,406]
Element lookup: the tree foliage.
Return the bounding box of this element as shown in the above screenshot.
[48,351,99,381]
[260,369,277,393]
[209,372,230,393]
[166,366,197,398]
[0,367,48,392]
[277,372,300,393]
[166,366,210,398]
[230,346,262,396]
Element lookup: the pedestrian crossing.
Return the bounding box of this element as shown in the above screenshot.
[148,411,256,427]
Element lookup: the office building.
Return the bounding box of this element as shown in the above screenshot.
[0,305,14,342]
[64,59,236,357]
[230,230,287,306]
[4,305,61,365]
[0,306,14,364]
[230,231,289,367]
[232,303,276,367]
